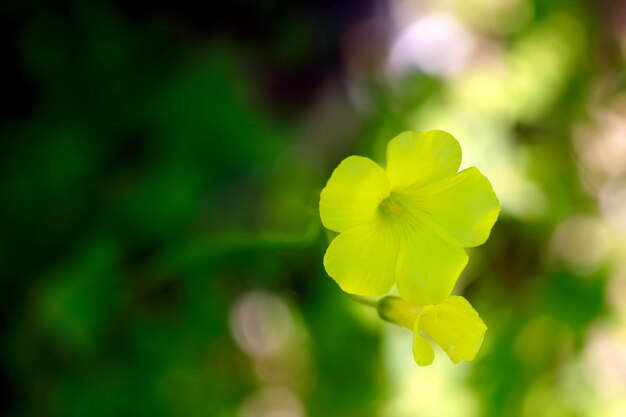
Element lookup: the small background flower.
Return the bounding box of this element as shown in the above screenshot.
[378,295,487,366]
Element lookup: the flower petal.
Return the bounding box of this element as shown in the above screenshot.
[394,167,500,247]
[412,323,435,366]
[320,156,390,233]
[386,130,462,190]
[418,296,487,364]
[323,221,399,297]
[395,220,468,306]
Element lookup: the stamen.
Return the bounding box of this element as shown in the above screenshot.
[380,197,402,215]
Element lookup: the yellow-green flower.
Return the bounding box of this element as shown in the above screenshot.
[320,130,500,305]
[378,295,487,366]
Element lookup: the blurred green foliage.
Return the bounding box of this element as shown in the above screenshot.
[2,0,626,416]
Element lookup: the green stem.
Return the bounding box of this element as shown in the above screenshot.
[347,294,379,308]
[346,294,421,330]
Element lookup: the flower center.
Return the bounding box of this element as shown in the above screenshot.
[379,197,402,215]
